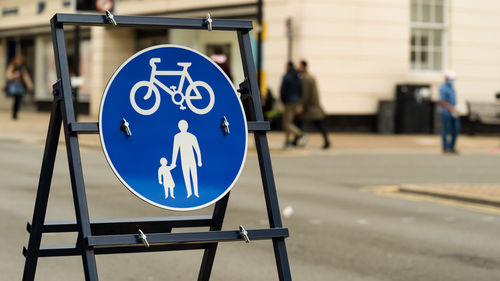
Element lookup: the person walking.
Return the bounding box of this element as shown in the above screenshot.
[6,56,33,120]
[297,60,330,149]
[280,61,305,148]
[439,70,459,154]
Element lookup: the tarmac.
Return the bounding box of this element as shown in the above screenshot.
[2,110,500,208]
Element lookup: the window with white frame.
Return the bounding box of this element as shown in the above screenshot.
[410,0,446,71]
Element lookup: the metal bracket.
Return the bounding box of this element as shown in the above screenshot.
[52,80,62,99]
[239,225,250,243]
[237,78,250,100]
[205,13,213,31]
[138,229,149,248]
[105,10,117,26]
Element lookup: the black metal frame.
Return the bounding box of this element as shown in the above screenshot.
[22,13,291,281]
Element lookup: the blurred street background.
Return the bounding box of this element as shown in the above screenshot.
[0,0,500,281]
[1,112,500,281]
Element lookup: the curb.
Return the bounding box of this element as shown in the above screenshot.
[398,184,500,208]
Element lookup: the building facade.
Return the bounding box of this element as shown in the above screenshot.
[0,0,499,130]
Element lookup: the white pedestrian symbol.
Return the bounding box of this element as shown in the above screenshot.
[158,157,175,198]
[171,120,202,198]
[130,58,215,115]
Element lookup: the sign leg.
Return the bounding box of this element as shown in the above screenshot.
[238,30,293,281]
[272,238,292,281]
[60,102,99,280]
[53,18,100,279]
[198,193,230,281]
[255,132,293,281]
[23,101,62,281]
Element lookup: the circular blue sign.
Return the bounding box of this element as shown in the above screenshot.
[99,45,247,211]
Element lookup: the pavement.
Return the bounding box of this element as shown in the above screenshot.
[3,110,500,280]
[399,184,500,208]
[2,110,500,209]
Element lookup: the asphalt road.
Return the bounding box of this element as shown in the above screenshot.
[1,139,500,281]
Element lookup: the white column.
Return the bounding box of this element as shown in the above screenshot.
[0,39,8,110]
[90,27,135,116]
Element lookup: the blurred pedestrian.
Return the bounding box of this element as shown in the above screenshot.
[439,70,459,154]
[297,60,330,149]
[210,46,232,81]
[5,56,33,120]
[261,87,279,121]
[280,61,305,148]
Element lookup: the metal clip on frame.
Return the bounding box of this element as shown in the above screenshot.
[205,13,213,31]
[239,225,250,243]
[138,229,150,248]
[105,10,117,26]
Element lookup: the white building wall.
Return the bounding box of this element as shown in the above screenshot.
[0,0,71,29]
[266,0,500,115]
[449,0,500,105]
[115,0,252,15]
[265,0,302,102]
[266,0,410,114]
[90,27,135,116]
[170,29,245,86]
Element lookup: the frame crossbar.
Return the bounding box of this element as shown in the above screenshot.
[53,13,253,30]
[68,120,270,134]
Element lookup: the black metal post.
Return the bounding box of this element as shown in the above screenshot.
[73,26,80,120]
[287,38,292,61]
[198,193,230,281]
[286,17,292,61]
[257,0,263,89]
[22,101,62,281]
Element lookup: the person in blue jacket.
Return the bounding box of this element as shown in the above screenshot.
[439,70,459,154]
[280,61,305,148]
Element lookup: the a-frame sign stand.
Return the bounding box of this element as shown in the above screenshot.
[22,13,292,281]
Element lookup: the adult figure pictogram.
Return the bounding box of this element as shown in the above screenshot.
[171,120,202,198]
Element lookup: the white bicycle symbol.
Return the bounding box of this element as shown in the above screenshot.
[130,58,215,115]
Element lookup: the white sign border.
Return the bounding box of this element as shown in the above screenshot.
[98,44,248,212]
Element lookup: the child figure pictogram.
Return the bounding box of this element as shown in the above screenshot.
[158,157,175,198]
